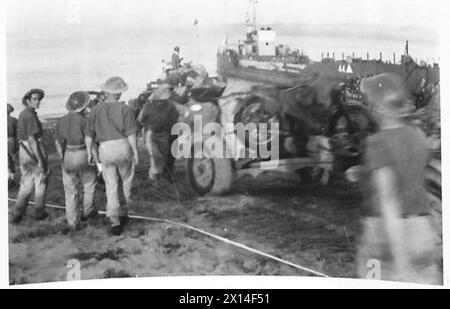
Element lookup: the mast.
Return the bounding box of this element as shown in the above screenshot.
[249,0,258,26]
[246,0,258,43]
[252,0,258,25]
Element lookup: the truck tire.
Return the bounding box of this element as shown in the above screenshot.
[327,102,375,176]
[233,97,279,155]
[187,142,234,196]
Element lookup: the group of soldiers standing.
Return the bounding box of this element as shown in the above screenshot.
[7,76,179,236]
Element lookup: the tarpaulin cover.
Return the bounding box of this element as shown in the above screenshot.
[245,72,342,131]
[190,86,226,103]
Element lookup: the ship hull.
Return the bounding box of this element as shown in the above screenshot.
[217,52,439,94]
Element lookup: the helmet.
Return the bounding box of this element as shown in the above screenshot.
[100,76,129,94]
[360,73,414,117]
[66,91,90,113]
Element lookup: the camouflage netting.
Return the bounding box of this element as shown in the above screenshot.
[240,73,343,135]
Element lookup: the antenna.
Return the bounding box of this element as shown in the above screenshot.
[249,0,258,25]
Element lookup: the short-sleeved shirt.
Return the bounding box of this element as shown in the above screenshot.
[17,106,43,141]
[55,112,90,146]
[7,115,18,139]
[88,101,137,143]
[139,100,179,134]
[363,125,429,217]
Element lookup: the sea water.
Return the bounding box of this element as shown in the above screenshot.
[7,28,439,119]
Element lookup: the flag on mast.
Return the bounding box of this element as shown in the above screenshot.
[193,18,201,62]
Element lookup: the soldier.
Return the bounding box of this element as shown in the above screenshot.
[171,46,183,70]
[87,77,139,236]
[55,91,98,230]
[11,89,49,224]
[7,103,18,187]
[357,73,440,284]
[138,86,179,183]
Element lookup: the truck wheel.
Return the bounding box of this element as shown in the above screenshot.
[328,103,375,176]
[187,143,234,196]
[234,98,279,154]
[328,103,375,137]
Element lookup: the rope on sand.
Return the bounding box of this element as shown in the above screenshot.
[7,198,330,278]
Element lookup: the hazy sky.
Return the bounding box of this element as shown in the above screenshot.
[7,0,443,33]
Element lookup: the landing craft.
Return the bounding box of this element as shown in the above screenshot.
[217,9,439,109]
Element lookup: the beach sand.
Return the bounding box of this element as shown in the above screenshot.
[8,122,361,284]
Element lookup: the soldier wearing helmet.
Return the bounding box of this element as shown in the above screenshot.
[137,85,179,184]
[357,73,439,284]
[86,76,139,236]
[55,91,98,231]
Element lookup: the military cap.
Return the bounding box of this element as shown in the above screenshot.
[22,89,45,106]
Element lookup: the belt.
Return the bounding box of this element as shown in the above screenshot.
[402,213,430,219]
[99,138,129,146]
[66,144,87,152]
[365,213,430,219]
